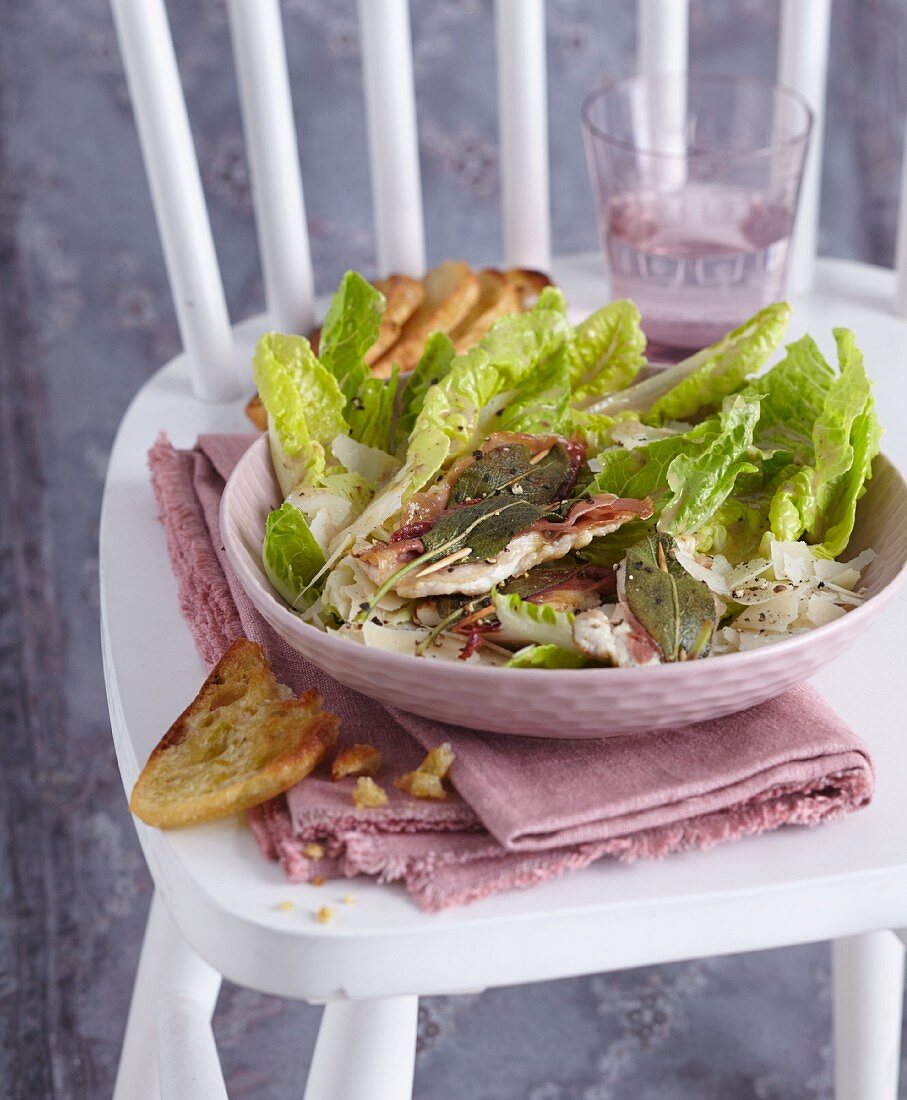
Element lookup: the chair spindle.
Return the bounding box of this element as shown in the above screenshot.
[779,0,831,295]
[109,0,240,402]
[358,0,426,276]
[495,0,551,272]
[637,0,689,82]
[226,0,315,335]
[637,0,689,191]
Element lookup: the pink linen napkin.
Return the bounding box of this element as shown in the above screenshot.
[148,433,875,911]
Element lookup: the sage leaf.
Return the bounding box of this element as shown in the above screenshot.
[451,445,535,503]
[451,443,572,505]
[358,496,543,619]
[423,495,544,561]
[623,534,717,661]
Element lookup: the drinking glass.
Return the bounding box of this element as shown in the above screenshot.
[582,74,812,361]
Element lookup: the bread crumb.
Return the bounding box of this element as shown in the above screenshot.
[332,743,383,781]
[395,769,446,801]
[342,894,356,906]
[312,875,326,887]
[352,776,389,809]
[316,905,335,924]
[275,900,294,913]
[419,742,454,778]
[302,842,325,859]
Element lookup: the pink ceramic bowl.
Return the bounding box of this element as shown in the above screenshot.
[221,435,907,738]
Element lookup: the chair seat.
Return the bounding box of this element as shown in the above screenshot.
[100,254,907,1003]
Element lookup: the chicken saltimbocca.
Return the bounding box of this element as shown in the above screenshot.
[254,271,881,669]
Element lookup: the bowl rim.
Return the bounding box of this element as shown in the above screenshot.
[222,434,907,681]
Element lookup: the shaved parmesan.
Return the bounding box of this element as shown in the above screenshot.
[805,594,848,626]
[772,540,815,585]
[673,547,730,595]
[735,589,801,632]
[361,620,506,664]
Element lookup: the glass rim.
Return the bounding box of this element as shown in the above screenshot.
[581,73,814,162]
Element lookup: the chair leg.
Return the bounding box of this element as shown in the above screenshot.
[833,931,905,1100]
[302,995,419,1100]
[113,892,223,1100]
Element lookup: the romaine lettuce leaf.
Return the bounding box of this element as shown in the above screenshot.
[331,432,401,485]
[658,394,761,538]
[692,496,772,561]
[285,469,372,552]
[569,408,619,454]
[746,334,834,459]
[322,428,451,566]
[506,644,589,669]
[580,434,697,566]
[397,332,456,442]
[535,286,569,314]
[411,303,573,468]
[570,300,646,404]
[318,270,384,401]
[767,328,881,557]
[262,503,326,610]
[583,302,789,424]
[254,332,348,496]
[592,391,797,563]
[347,368,400,452]
[592,424,715,504]
[492,589,576,650]
[495,340,571,436]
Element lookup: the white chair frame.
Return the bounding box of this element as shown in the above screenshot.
[101,2,907,1097]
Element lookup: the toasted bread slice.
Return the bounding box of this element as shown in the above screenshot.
[246,392,267,431]
[505,267,553,309]
[450,268,523,353]
[366,275,425,366]
[129,639,338,828]
[371,261,480,377]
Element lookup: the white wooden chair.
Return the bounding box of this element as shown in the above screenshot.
[100,1,907,1096]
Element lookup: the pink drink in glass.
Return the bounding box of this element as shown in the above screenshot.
[583,75,812,361]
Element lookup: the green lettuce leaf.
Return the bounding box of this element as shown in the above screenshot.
[253,332,348,496]
[318,270,384,401]
[746,334,834,460]
[592,423,715,504]
[658,394,762,538]
[411,303,573,471]
[570,300,646,404]
[690,493,775,561]
[262,503,326,610]
[347,369,400,452]
[582,302,789,425]
[768,328,881,557]
[506,644,589,669]
[535,286,569,314]
[496,340,571,436]
[397,332,456,442]
[321,428,450,568]
[569,408,619,453]
[492,589,576,650]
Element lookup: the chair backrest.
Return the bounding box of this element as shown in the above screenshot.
[112,0,877,403]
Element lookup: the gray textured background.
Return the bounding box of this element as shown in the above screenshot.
[3,1,907,1097]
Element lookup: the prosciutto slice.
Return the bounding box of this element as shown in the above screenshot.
[355,494,653,599]
[528,494,652,535]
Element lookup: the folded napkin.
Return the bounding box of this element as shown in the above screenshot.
[148,433,875,911]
